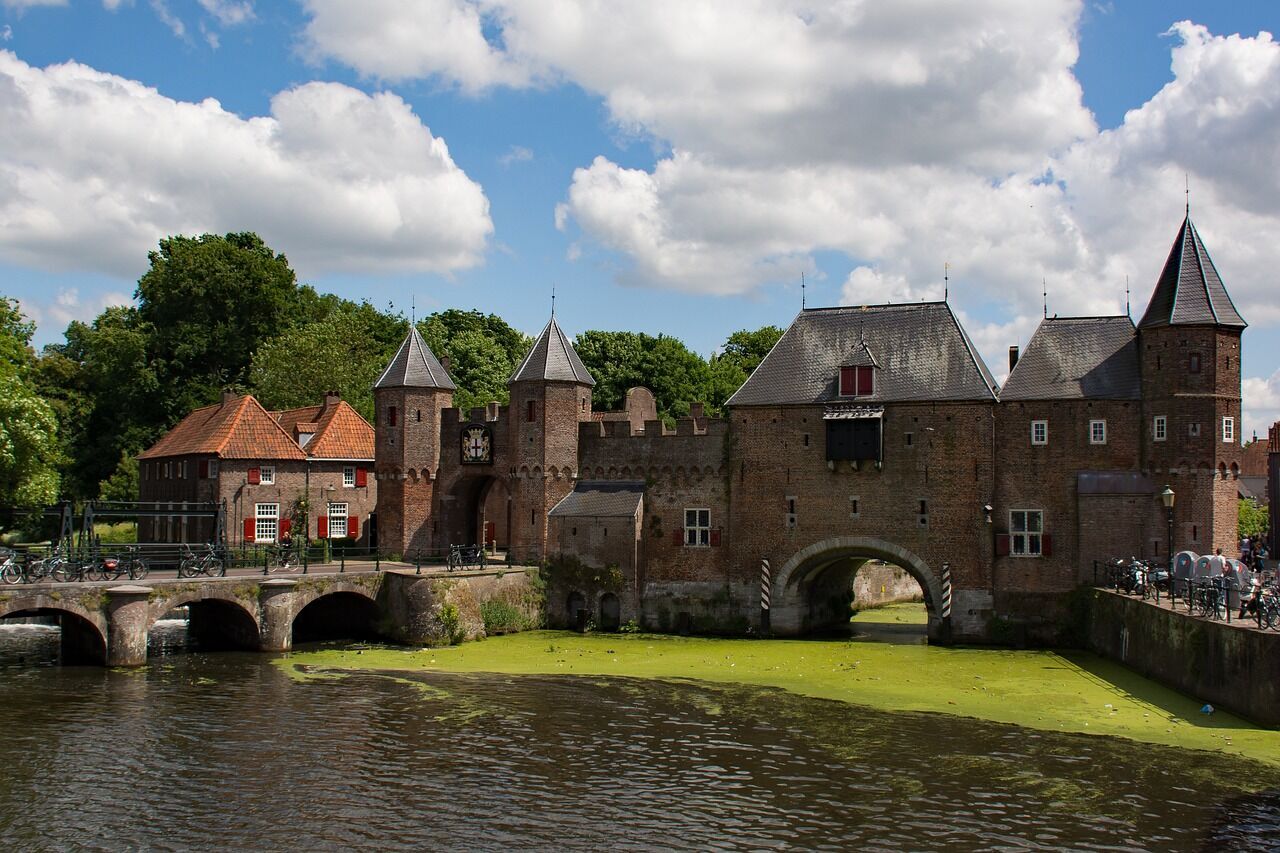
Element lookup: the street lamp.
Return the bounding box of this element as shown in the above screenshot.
[1161,486,1175,602]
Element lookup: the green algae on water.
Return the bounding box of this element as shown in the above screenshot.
[278,627,1280,768]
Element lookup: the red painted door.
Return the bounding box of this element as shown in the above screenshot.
[484,521,496,549]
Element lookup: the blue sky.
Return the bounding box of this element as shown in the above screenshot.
[2,0,1278,436]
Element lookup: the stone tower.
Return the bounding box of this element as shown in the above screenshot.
[372,326,456,556]
[506,315,595,562]
[1138,215,1247,555]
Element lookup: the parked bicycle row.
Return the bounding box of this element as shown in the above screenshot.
[1099,553,1280,630]
[0,545,150,584]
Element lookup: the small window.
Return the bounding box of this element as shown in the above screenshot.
[1189,353,1202,373]
[1189,422,1201,438]
[849,496,860,518]
[905,432,913,447]
[786,496,797,529]
[260,465,275,485]
[343,466,356,488]
[1010,510,1043,557]
[684,509,710,547]
[1089,419,1107,445]
[209,459,219,478]
[1030,420,1048,446]
[1223,417,1235,443]
[328,502,348,538]
[838,365,874,397]
[918,499,928,527]
[803,433,810,447]
[255,503,279,543]
[527,400,535,422]
[1153,416,1167,442]
[416,409,422,422]
[387,406,397,427]
[581,398,587,413]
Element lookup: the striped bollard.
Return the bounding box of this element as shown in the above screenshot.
[760,558,771,634]
[941,562,953,620]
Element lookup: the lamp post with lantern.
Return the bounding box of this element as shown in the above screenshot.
[1161,485,1175,603]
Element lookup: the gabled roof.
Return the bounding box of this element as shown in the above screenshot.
[1001,316,1140,401]
[841,341,880,368]
[139,395,307,461]
[510,315,595,385]
[374,326,456,390]
[1138,216,1247,329]
[727,302,998,406]
[275,399,374,460]
[548,481,644,518]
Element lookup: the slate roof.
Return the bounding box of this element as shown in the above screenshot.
[1138,216,1247,329]
[726,302,998,406]
[275,399,375,460]
[1000,316,1140,401]
[374,326,456,390]
[548,481,644,518]
[139,395,307,461]
[510,316,595,385]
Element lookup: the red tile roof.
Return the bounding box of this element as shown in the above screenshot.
[139,395,307,461]
[282,399,374,460]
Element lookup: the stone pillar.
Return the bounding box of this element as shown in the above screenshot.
[259,578,299,652]
[105,586,153,667]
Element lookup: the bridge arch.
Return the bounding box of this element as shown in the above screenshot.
[147,591,261,653]
[771,536,944,642]
[0,595,108,665]
[291,586,381,645]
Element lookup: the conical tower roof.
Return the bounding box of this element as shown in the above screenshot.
[510,316,595,385]
[1138,216,1247,329]
[374,326,456,390]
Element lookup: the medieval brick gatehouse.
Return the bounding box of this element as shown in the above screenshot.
[369,214,1248,642]
[139,391,376,547]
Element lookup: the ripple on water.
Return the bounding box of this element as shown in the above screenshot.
[0,631,1276,851]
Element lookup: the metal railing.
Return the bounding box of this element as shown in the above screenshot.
[1094,556,1279,631]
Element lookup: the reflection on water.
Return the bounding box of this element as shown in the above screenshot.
[0,622,1276,850]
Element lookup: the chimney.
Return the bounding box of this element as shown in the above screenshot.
[221,389,237,405]
[440,355,451,373]
[323,389,341,409]
[1008,346,1019,372]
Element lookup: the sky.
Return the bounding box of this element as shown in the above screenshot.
[1,0,1278,439]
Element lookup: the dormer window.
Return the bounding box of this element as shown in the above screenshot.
[839,366,874,397]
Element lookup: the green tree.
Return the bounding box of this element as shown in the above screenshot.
[417,310,531,408]
[574,330,711,419]
[136,232,305,422]
[251,301,406,421]
[0,371,61,506]
[719,325,784,375]
[98,452,139,502]
[1240,499,1269,539]
[0,297,36,373]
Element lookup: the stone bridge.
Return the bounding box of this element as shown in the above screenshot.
[0,568,541,666]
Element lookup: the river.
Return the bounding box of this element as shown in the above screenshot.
[0,617,1277,851]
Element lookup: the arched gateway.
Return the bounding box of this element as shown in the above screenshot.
[770,536,945,642]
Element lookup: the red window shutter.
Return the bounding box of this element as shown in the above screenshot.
[198,460,209,479]
[355,467,368,488]
[857,366,874,396]
[318,516,328,539]
[248,467,261,485]
[348,515,358,539]
[672,528,683,546]
[243,518,255,541]
[839,366,855,396]
[1041,534,1053,557]
[279,518,291,536]
[995,533,1011,556]
[710,529,721,547]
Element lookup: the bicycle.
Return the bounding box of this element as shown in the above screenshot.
[119,545,150,581]
[0,549,21,584]
[24,546,72,583]
[267,544,300,574]
[178,543,226,578]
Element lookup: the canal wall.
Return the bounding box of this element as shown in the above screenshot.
[852,561,923,610]
[1088,589,1280,727]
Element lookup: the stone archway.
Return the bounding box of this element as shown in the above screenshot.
[771,536,944,642]
[0,597,109,665]
[441,474,511,551]
[291,590,382,644]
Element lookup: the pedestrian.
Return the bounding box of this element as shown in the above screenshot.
[1240,575,1264,620]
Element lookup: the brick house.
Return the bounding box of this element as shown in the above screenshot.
[371,214,1247,642]
[138,391,376,547]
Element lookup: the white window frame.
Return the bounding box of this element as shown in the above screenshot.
[1153,415,1167,442]
[684,508,710,547]
[343,465,356,488]
[1030,420,1048,446]
[1089,419,1107,445]
[255,503,279,543]
[208,459,219,478]
[328,502,349,539]
[1223,417,1235,443]
[1010,509,1043,558]
[260,465,275,485]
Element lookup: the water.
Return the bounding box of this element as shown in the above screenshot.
[0,623,1278,851]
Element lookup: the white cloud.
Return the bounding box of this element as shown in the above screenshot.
[197,0,253,26]
[498,144,532,166]
[1242,370,1280,443]
[101,0,127,10]
[148,0,185,38]
[20,288,131,331]
[1,0,65,9]
[0,51,493,279]
[1,25,11,40]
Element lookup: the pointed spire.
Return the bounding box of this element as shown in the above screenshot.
[373,326,456,390]
[1138,216,1247,329]
[510,315,595,386]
